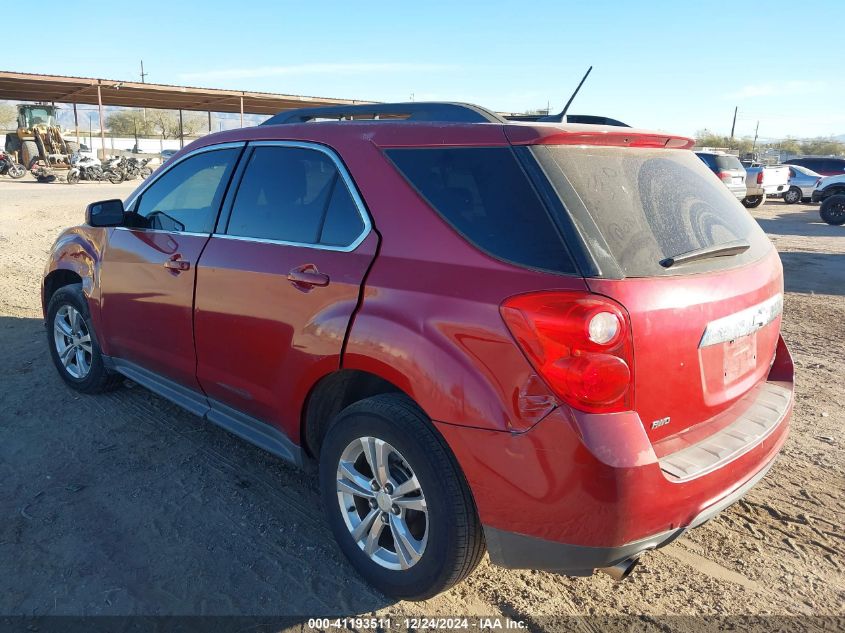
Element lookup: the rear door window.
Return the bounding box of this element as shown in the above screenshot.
[533,146,772,278]
[225,146,365,247]
[386,147,577,274]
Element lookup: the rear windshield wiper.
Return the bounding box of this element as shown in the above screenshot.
[660,240,750,268]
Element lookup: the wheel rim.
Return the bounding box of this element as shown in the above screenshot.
[826,201,845,220]
[336,437,428,570]
[53,305,93,379]
[785,189,799,203]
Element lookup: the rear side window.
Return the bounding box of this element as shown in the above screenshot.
[534,146,772,278]
[386,147,576,274]
[226,146,364,247]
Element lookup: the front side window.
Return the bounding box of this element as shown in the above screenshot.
[129,148,240,233]
[225,146,364,247]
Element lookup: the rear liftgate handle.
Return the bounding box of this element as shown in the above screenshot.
[288,264,330,291]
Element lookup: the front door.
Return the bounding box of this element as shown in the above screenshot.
[194,142,377,438]
[99,145,242,389]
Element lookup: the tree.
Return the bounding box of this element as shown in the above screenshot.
[0,102,16,130]
[145,110,207,140]
[774,137,802,155]
[106,109,155,137]
[798,137,845,157]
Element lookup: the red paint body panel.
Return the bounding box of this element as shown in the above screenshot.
[193,232,378,438]
[98,228,208,389]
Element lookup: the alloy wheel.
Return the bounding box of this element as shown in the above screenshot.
[53,305,93,379]
[336,436,428,570]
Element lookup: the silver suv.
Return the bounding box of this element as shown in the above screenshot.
[696,151,747,200]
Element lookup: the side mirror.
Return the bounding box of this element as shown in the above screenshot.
[86,199,125,227]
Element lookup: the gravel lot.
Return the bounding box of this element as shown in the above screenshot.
[0,179,842,626]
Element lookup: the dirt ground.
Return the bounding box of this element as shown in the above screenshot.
[0,179,842,627]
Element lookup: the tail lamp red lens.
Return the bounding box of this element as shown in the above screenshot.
[500,292,633,414]
[756,171,764,185]
[717,171,731,182]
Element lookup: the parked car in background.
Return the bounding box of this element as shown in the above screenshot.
[783,165,823,204]
[160,149,177,162]
[784,157,845,177]
[742,164,790,208]
[695,151,746,200]
[811,174,845,225]
[42,102,793,600]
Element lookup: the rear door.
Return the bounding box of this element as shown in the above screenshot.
[532,145,783,442]
[193,141,377,438]
[99,144,242,390]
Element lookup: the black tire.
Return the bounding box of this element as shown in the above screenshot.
[22,140,39,169]
[783,187,802,204]
[140,167,152,179]
[46,284,122,394]
[319,394,485,600]
[819,194,845,226]
[66,169,80,184]
[105,169,124,184]
[742,195,765,208]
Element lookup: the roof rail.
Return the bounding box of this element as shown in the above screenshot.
[262,102,506,125]
[504,113,631,127]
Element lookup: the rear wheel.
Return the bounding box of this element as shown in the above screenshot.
[820,195,845,226]
[319,394,484,600]
[783,187,801,204]
[46,284,122,393]
[742,195,765,208]
[105,169,124,184]
[22,140,39,169]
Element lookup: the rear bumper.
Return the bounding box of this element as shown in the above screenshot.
[435,336,793,574]
[484,454,776,574]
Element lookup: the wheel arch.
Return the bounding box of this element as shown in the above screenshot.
[301,368,406,459]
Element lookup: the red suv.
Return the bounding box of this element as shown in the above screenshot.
[42,102,793,600]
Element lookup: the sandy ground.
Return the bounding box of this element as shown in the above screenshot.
[0,179,842,627]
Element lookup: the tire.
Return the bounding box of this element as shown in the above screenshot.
[8,163,26,179]
[742,195,765,208]
[66,168,80,184]
[783,187,801,204]
[819,194,845,226]
[46,284,122,394]
[22,140,39,169]
[319,394,484,600]
[64,140,79,155]
[140,167,152,179]
[105,169,124,184]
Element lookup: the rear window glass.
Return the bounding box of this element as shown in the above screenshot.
[533,146,771,277]
[714,155,744,171]
[386,147,576,274]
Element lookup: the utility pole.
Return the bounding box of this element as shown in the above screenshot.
[730,106,738,141]
[140,61,148,125]
[751,120,760,153]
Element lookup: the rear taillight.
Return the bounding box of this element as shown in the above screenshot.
[756,171,764,184]
[500,292,633,414]
[716,171,731,182]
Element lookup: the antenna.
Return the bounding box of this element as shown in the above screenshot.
[543,66,593,123]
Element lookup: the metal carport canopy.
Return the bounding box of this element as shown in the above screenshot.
[0,70,371,115]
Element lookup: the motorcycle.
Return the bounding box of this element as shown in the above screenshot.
[125,156,153,180]
[66,153,123,185]
[0,150,26,179]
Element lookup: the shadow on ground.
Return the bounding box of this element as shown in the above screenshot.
[0,316,391,617]
[779,251,845,297]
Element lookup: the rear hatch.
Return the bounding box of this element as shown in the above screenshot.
[530,145,783,442]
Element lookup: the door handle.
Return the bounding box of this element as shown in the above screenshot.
[164,255,191,272]
[288,264,330,290]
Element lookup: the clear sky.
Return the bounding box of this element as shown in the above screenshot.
[7,0,844,139]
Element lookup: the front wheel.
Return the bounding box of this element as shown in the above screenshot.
[46,284,122,393]
[783,187,802,204]
[820,194,845,226]
[8,163,26,179]
[105,170,124,184]
[319,394,485,600]
[140,167,152,179]
[66,168,80,184]
[742,195,765,208]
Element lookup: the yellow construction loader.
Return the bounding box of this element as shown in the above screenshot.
[4,104,79,181]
